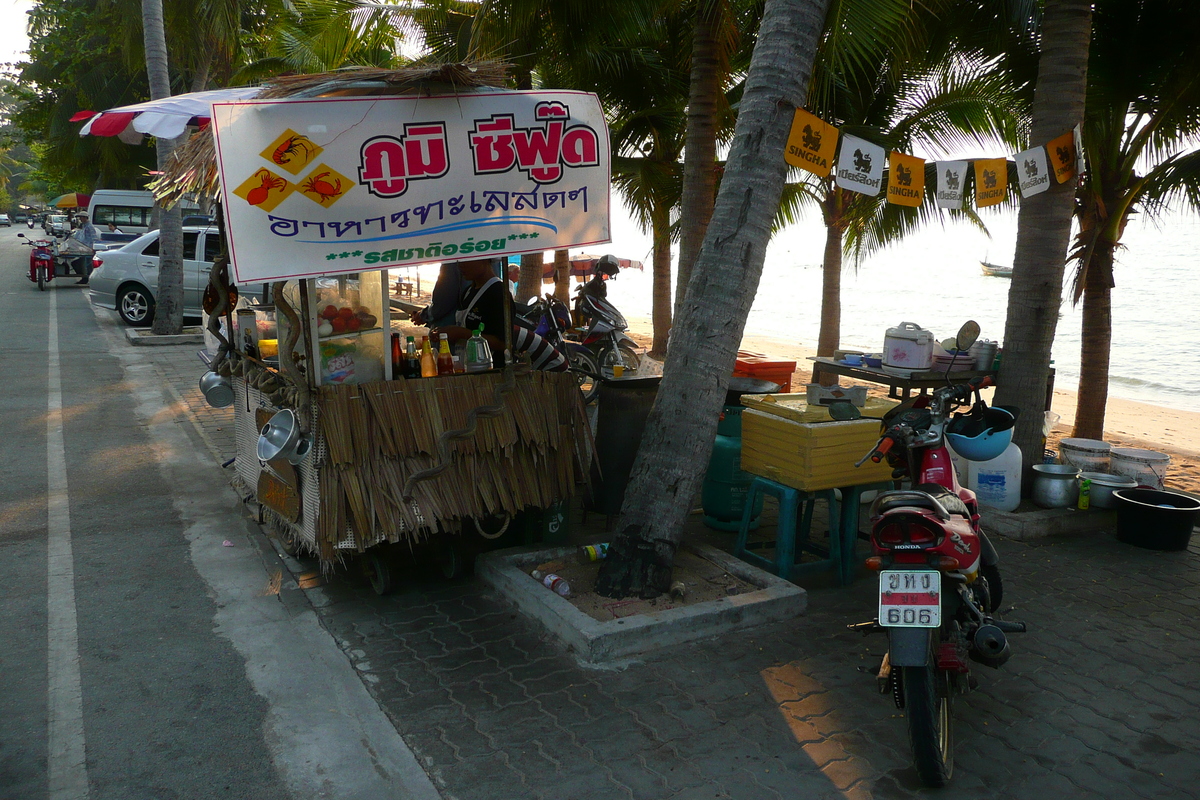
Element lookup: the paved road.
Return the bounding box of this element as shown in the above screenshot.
[0,230,436,800]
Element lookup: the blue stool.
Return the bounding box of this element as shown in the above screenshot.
[837,481,893,585]
[734,477,841,583]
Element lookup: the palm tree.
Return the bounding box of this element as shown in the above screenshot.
[1066,0,1200,438]
[807,56,1024,356]
[993,0,1092,466]
[596,0,833,598]
[142,0,186,335]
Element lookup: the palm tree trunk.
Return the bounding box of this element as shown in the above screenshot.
[596,0,832,599]
[553,249,571,303]
[674,4,721,315]
[650,200,672,356]
[993,0,1093,472]
[143,0,185,336]
[1073,244,1114,438]
[516,253,543,302]
[817,192,843,358]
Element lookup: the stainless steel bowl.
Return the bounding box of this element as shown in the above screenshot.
[257,408,312,464]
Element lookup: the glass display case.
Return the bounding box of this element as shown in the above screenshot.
[303,272,391,386]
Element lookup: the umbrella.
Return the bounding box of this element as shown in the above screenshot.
[49,193,91,209]
[541,253,645,281]
[74,86,263,143]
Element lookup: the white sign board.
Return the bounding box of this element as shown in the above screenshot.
[212,90,611,283]
[934,160,968,209]
[1014,146,1051,197]
[835,134,885,196]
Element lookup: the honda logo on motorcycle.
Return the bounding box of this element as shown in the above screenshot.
[469,101,600,184]
[358,122,450,198]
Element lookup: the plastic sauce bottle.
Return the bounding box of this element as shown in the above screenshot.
[1078,478,1091,510]
[404,336,421,379]
[391,332,402,376]
[420,337,437,378]
[436,333,455,375]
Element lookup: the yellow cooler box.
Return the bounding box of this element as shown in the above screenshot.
[740,395,897,491]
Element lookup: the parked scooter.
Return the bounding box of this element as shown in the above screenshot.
[848,321,1026,787]
[516,293,603,402]
[19,233,69,291]
[571,255,641,379]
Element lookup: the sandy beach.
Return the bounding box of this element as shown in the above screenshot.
[620,314,1200,493]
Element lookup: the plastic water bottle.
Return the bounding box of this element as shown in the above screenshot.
[464,325,493,373]
[530,570,570,597]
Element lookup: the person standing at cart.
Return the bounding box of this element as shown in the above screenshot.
[432,258,567,371]
[410,261,463,328]
[70,212,98,285]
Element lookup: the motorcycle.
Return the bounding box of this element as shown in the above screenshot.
[19,233,70,291]
[516,293,604,403]
[848,321,1026,787]
[571,255,641,379]
[26,217,35,229]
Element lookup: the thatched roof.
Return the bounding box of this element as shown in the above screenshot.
[150,61,511,205]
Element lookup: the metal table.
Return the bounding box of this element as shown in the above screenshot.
[808,357,1055,410]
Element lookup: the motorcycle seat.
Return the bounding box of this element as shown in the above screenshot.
[876,484,972,518]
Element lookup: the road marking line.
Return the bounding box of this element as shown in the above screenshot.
[46,288,89,799]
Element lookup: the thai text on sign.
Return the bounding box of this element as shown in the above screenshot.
[212,90,612,283]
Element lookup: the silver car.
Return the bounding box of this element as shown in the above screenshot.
[89,227,220,326]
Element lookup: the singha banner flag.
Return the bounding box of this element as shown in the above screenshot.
[212,91,611,283]
[974,158,1007,208]
[1048,129,1076,184]
[1015,146,1051,197]
[886,152,925,207]
[784,108,839,178]
[934,161,967,209]
[835,134,886,196]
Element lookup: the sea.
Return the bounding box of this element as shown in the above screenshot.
[595,201,1200,414]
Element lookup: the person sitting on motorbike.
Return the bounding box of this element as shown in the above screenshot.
[572,254,619,325]
[432,258,566,371]
[70,213,98,285]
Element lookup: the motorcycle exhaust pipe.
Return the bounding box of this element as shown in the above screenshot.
[969,624,1011,669]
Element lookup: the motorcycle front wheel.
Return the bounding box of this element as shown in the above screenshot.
[902,664,954,787]
[37,265,45,291]
[597,343,640,379]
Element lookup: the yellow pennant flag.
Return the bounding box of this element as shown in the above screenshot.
[886,152,925,207]
[1047,130,1076,183]
[974,158,1007,208]
[784,108,839,178]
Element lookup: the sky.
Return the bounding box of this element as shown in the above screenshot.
[0,2,30,66]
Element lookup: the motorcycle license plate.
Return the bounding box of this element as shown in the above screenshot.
[878,570,941,627]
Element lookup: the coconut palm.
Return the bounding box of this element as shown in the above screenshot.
[596,0,833,598]
[1066,0,1200,438]
[993,0,1092,467]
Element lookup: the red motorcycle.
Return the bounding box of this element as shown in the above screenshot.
[849,322,1026,787]
[19,232,70,290]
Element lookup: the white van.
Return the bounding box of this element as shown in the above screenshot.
[88,189,157,234]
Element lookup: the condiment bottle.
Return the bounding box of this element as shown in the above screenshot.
[420,336,437,378]
[404,336,421,379]
[436,333,454,375]
[390,332,402,376]
[464,325,493,373]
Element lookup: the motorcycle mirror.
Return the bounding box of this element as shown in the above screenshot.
[827,400,861,421]
[955,320,981,352]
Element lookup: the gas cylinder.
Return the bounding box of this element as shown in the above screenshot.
[702,406,765,531]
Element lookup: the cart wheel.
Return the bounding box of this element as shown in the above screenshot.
[276,524,301,558]
[363,553,395,596]
[437,541,466,580]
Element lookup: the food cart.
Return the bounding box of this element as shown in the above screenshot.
[170,65,608,591]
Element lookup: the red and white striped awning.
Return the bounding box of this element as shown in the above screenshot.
[73,87,262,142]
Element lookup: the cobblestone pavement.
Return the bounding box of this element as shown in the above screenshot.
[142,335,1200,800]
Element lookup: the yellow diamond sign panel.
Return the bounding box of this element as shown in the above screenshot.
[233,168,294,213]
[297,163,352,208]
[260,128,323,175]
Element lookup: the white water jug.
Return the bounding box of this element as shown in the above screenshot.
[968,442,1022,512]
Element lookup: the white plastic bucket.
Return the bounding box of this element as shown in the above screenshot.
[1059,438,1111,473]
[968,442,1022,512]
[1110,447,1171,490]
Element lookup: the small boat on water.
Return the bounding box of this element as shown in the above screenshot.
[980,261,1013,278]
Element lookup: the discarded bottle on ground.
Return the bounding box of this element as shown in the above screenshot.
[531,569,571,597]
[580,543,609,561]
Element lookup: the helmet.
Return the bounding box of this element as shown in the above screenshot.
[946,404,1017,462]
[596,254,621,277]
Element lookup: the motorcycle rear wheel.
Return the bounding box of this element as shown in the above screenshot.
[567,346,601,404]
[902,664,954,787]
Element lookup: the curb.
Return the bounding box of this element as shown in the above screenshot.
[124,326,205,346]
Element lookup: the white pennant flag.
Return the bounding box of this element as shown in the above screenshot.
[835,134,885,196]
[934,160,967,209]
[1015,146,1051,197]
[1073,123,1086,176]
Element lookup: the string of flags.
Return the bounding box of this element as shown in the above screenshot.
[783,108,1085,209]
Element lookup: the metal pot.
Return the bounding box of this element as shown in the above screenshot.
[1079,471,1138,509]
[1032,463,1080,508]
[257,408,312,464]
[198,370,234,408]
